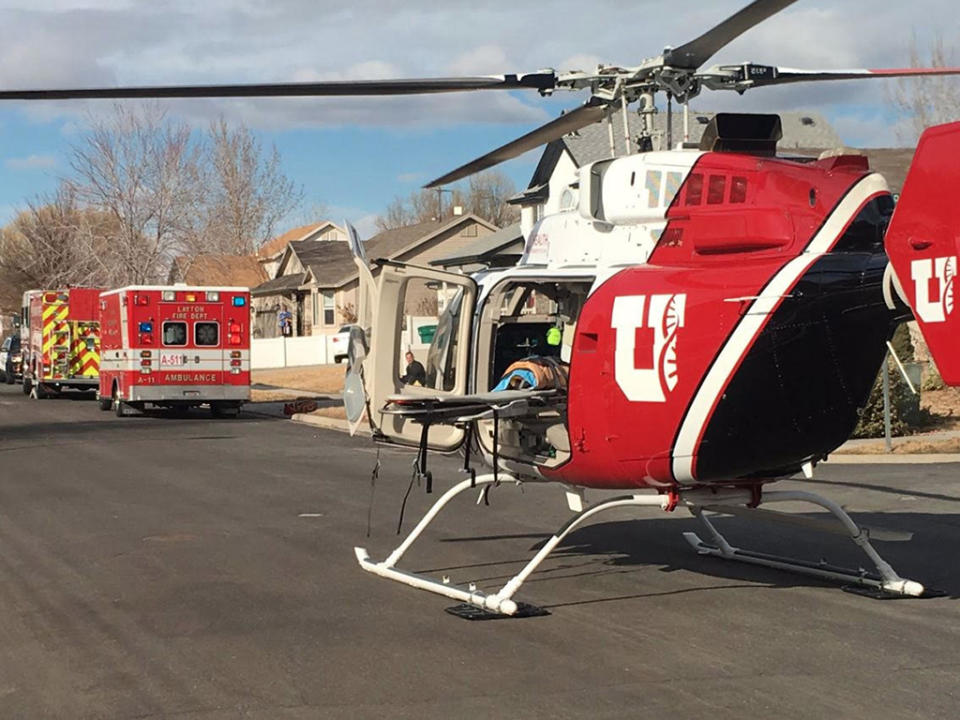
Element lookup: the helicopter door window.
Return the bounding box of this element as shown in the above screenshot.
[397,277,464,392]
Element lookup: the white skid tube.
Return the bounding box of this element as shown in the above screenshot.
[682,490,926,597]
[356,481,928,616]
[356,474,671,616]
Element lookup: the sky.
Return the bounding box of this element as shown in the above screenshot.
[0,0,958,238]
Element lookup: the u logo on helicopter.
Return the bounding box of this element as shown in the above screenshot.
[911,256,956,324]
[611,293,686,403]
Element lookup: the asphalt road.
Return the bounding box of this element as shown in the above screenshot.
[1,383,960,719]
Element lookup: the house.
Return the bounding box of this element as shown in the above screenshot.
[510,110,846,238]
[430,222,524,272]
[251,213,497,339]
[256,220,346,279]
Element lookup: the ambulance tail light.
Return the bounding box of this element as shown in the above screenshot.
[134,294,149,306]
[228,321,242,346]
[140,358,152,374]
[230,351,242,359]
[231,368,241,375]
[140,350,152,358]
[230,359,242,367]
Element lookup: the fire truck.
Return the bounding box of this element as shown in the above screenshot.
[21,287,103,398]
[98,285,251,416]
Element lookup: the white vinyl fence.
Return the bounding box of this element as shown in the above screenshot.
[252,336,334,369]
[252,315,438,370]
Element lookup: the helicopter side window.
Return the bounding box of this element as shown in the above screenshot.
[707,175,727,204]
[731,176,748,204]
[685,173,704,205]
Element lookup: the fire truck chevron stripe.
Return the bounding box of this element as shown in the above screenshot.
[42,304,69,356]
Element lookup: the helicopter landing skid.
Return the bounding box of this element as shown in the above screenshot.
[355,480,929,616]
[682,490,929,598]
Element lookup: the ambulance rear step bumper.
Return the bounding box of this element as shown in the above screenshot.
[127,385,250,403]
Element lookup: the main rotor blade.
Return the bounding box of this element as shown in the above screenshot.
[703,64,960,90]
[666,0,798,70]
[425,99,609,188]
[0,73,557,100]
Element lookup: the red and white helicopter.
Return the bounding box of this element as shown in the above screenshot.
[6,0,960,616]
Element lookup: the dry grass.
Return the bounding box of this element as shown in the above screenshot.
[252,365,345,394]
[839,437,960,455]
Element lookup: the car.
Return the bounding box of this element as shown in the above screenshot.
[329,324,356,364]
[0,334,22,384]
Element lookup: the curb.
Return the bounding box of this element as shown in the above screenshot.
[291,412,370,436]
[824,453,960,464]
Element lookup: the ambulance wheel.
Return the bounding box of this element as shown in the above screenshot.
[22,377,30,395]
[0,370,6,383]
[34,382,49,400]
[112,385,128,417]
[98,394,112,411]
[5,372,14,385]
[210,402,240,418]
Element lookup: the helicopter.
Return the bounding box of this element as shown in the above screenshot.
[5,0,960,617]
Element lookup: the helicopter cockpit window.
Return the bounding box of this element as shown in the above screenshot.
[397,277,463,392]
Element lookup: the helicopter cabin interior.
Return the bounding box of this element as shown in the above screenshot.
[473,276,594,470]
[374,263,593,472]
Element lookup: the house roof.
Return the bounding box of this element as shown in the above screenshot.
[365,214,498,263]
[257,220,341,260]
[250,273,306,297]
[431,222,524,269]
[290,239,359,288]
[364,219,446,260]
[172,254,267,287]
[860,148,916,195]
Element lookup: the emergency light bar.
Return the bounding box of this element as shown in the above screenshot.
[138,322,153,333]
[206,291,220,302]
[162,290,175,301]
[232,296,246,307]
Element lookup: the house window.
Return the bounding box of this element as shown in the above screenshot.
[322,291,335,325]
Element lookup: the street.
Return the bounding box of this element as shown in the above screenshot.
[1,383,959,719]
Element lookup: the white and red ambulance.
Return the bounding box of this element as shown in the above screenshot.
[98,285,251,417]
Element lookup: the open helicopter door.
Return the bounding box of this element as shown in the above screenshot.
[885,122,960,385]
[343,224,477,448]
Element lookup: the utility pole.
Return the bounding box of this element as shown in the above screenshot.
[435,187,452,220]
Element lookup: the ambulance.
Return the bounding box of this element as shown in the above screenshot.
[98,285,251,416]
[21,287,103,398]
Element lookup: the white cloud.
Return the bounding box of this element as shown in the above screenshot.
[5,154,56,170]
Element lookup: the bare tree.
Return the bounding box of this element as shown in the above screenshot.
[464,171,519,227]
[375,170,517,231]
[892,34,960,143]
[67,103,203,284]
[199,119,303,255]
[0,187,119,296]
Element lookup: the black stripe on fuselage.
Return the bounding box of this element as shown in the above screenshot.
[694,195,896,481]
